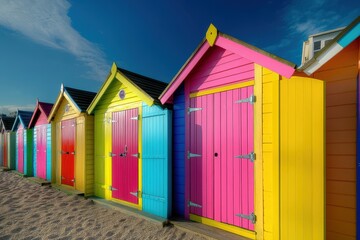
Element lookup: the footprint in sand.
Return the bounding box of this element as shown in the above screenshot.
[106,231,114,237]
[76,227,84,232]
[29,226,37,231]
[11,227,22,233]
[47,234,59,239]
[31,213,40,218]
[0,235,11,240]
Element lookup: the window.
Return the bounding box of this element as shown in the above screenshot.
[313,41,321,52]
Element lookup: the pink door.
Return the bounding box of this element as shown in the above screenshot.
[112,108,139,204]
[61,119,75,186]
[17,127,24,173]
[36,125,47,179]
[188,86,254,230]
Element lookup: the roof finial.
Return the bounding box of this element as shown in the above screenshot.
[61,83,64,92]
[206,23,218,47]
[111,62,118,74]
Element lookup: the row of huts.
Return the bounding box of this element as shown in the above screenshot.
[0,18,359,240]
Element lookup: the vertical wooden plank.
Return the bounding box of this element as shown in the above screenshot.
[226,90,234,225]
[220,91,228,223]
[254,64,264,239]
[248,86,255,231]
[206,94,214,220]
[233,88,241,227]
[214,93,221,222]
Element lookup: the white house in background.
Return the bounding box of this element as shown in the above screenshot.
[301,26,345,64]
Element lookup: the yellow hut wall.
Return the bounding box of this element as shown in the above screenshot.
[52,97,94,196]
[258,66,325,239]
[93,79,142,202]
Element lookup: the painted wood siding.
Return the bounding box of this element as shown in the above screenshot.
[261,67,280,240]
[279,76,325,240]
[0,133,3,166]
[172,85,186,216]
[310,39,358,240]
[33,126,37,176]
[85,115,94,196]
[46,123,53,181]
[93,79,142,200]
[24,129,33,176]
[9,132,16,170]
[188,46,254,93]
[142,103,172,218]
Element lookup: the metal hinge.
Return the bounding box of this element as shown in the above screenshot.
[131,153,140,158]
[235,95,256,104]
[109,186,118,191]
[235,212,256,224]
[188,107,202,114]
[235,152,256,162]
[70,151,75,155]
[71,179,75,183]
[109,152,116,157]
[130,191,142,198]
[130,115,139,120]
[187,151,201,159]
[188,201,202,208]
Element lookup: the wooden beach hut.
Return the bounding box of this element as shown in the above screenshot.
[11,110,33,175]
[0,116,15,168]
[0,117,15,168]
[160,24,326,239]
[48,84,96,196]
[87,63,172,218]
[299,16,360,240]
[28,100,53,181]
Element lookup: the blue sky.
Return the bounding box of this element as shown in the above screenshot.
[0,0,359,114]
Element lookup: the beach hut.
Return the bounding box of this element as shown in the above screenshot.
[1,116,16,169]
[48,84,96,196]
[159,24,326,239]
[299,16,360,240]
[28,100,54,181]
[87,63,172,218]
[11,110,33,175]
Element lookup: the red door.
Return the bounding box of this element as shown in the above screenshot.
[36,125,47,179]
[3,133,7,167]
[112,108,139,204]
[188,87,255,230]
[17,127,24,173]
[61,119,75,186]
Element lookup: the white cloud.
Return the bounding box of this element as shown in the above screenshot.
[0,104,35,115]
[0,0,108,81]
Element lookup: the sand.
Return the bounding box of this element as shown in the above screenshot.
[0,171,207,240]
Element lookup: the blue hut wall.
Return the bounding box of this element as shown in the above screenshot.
[46,123,52,181]
[142,103,172,218]
[172,84,185,217]
[24,129,34,176]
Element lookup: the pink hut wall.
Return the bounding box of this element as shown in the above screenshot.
[185,44,256,231]
[17,124,24,173]
[188,46,254,92]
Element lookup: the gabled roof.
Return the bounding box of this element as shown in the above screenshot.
[300,16,360,75]
[0,116,16,131]
[87,63,168,114]
[159,24,296,104]
[11,110,33,131]
[48,84,96,121]
[28,99,54,128]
